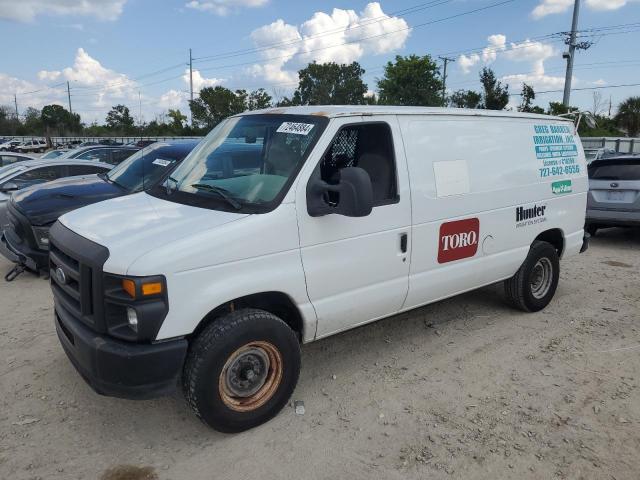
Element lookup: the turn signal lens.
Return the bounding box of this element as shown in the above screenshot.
[122,279,136,298]
[141,282,163,296]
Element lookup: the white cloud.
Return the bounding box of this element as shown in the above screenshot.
[503,39,555,75]
[482,34,506,63]
[182,69,223,93]
[62,48,136,99]
[458,34,506,73]
[531,0,573,18]
[458,53,480,74]
[247,2,410,84]
[500,38,564,91]
[159,89,187,109]
[0,0,127,22]
[185,0,267,16]
[531,0,633,18]
[0,73,64,110]
[586,0,629,9]
[37,70,62,81]
[593,79,607,86]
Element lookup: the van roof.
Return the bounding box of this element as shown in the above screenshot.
[241,105,570,122]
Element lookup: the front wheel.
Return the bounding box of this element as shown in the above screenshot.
[183,308,300,433]
[504,241,560,312]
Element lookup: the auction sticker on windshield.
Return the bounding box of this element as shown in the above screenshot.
[152,158,172,167]
[277,122,315,135]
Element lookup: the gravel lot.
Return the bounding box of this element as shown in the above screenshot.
[1,228,639,480]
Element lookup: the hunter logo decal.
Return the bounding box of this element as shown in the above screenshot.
[438,218,480,264]
[516,203,547,228]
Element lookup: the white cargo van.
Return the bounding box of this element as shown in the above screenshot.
[49,106,588,432]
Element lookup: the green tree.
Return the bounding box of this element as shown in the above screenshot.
[247,88,272,110]
[167,109,187,132]
[189,86,247,129]
[377,55,443,106]
[22,107,42,133]
[449,89,482,109]
[547,101,570,116]
[0,105,19,135]
[41,104,81,134]
[518,84,536,112]
[479,68,509,110]
[293,61,367,105]
[615,96,640,137]
[105,104,135,131]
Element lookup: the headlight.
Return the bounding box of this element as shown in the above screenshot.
[32,226,50,250]
[103,274,168,341]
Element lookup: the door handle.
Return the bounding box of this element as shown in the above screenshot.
[400,233,408,253]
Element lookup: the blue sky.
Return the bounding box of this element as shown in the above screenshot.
[0,0,638,124]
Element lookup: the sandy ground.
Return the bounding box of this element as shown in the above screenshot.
[0,228,639,480]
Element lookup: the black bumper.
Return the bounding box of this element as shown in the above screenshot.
[0,230,47,271]
[55,302,188,400]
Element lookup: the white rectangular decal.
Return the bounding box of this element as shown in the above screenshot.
[152,158,172,167]
[276,122,314,135]
[433,160,470,197]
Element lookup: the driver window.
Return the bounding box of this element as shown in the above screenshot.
[319,123,398,206]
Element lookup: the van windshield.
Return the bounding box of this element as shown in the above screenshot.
[152,114,328,213]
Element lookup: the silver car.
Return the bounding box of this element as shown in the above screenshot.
[0,159,113,230]
[586,155,640,235]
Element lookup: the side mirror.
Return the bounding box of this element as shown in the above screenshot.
[307,166,373,217]
[0,182,18,192]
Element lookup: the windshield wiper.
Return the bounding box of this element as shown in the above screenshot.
[190,183,242,210]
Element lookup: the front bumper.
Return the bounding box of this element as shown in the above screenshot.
[0,230,43,271]
[55,301,188,400]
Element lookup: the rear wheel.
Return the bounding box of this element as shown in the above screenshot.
[504,241,560,312]
[183,308,300,433]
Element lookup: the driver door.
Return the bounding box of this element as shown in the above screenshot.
[295,116,411,339]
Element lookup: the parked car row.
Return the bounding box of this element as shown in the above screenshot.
[0,140,197,278]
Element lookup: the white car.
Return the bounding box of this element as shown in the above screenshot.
[49,106,588,432]
[15,139,47,154]
[0,140,22,152]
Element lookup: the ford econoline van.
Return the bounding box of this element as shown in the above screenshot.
[48,106,588,432]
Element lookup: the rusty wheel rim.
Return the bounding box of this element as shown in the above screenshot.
[219,341,283,412]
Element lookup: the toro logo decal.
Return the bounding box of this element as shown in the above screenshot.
[438,218,480,264]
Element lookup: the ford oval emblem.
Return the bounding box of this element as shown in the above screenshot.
[55,267,67,285]
[610,182,619,188]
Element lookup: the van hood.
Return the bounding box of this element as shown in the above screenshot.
[58,192,248,274]
[12,174,124,226]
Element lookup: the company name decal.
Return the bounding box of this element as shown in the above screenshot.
[551,179,572,194]
[438,218,480,264]
[516,204,547,228]
[532,124,580,178]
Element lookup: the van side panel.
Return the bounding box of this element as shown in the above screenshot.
[398,115,587,310]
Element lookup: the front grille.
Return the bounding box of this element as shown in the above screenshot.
[49,222,109,333]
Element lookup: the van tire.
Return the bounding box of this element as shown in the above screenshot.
[504,241,559,312]
[182,308,300,433]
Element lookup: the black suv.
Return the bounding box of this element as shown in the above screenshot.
[1,140,199,277]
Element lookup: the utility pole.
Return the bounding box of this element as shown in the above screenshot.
[439,56,455,105]
[14,94,19,120]
[138,90,142,125]
[66,81,73,114]
[562,0,581,107]
[189,48,194,105]
[189,48,194,125]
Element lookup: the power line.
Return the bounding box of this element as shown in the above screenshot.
[510,82,640,96]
